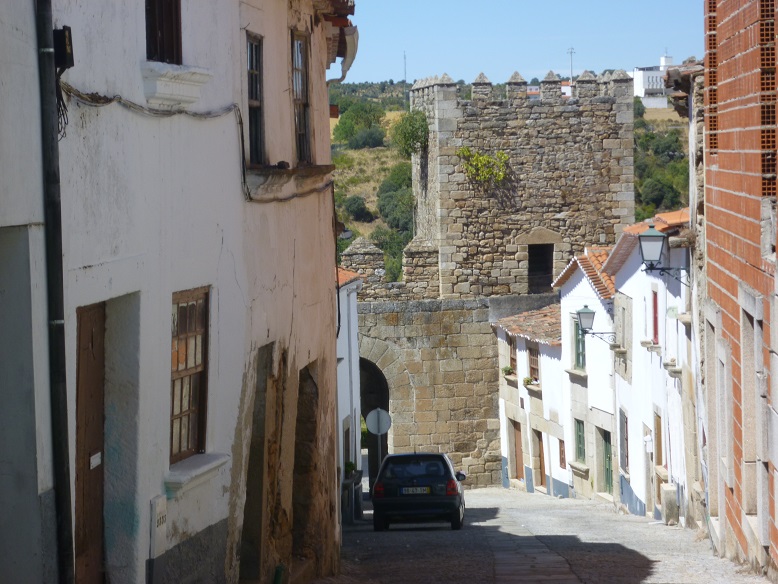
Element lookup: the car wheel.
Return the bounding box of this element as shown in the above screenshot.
[373,512,386,532]
[451,507,463,530]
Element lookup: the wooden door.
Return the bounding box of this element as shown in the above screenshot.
[512,420,524,480]
[75,303,105,584]
[535,430,546,488]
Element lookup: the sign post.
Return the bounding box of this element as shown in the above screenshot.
[365,407,392,468]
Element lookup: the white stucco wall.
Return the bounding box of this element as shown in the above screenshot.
[612,239,691,514]
[337,279,363,478]
[0,1,44,228]
[0,3,57,581]
[39,0,342,579]
[559,271,614,416]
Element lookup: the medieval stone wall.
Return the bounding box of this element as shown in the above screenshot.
[357,294,556,485]
[409,70,635,299]
[342,68,634,489]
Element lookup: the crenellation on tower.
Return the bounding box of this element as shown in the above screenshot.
[344,68,634,301]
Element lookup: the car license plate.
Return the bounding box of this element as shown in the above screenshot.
[402,486,430,495]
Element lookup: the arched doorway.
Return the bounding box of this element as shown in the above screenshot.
[359,357,389,490]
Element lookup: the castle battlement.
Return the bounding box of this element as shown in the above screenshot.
[344,67,634,301]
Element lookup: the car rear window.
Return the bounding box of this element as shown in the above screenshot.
[382,456,447,479]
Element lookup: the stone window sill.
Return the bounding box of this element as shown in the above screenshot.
[565,368,587,381]
[611,345,627,355]
[165,452,230,498]
[569,460,589,478]
[141,61,212,110]
[504,374,518,388]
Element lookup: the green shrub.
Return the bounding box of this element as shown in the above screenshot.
[343,195,373,222]
[347,126,385,149]
[456,147,509,186]
[633,96,646,119]
[378,187,413,232]
[390,110,428,158]
[333,101,385,143]
[377,162,412,195]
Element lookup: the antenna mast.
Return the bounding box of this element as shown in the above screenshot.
[567,47,575,84]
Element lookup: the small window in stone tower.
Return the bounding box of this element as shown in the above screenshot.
[528,244,554,293]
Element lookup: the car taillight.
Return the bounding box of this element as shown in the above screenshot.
[373,481,385,498]
[446,479,457,496]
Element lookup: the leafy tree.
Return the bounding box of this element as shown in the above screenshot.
[530,77,540,85]
[347,126,385,149]
[333,101,385,143]
[633,96,646,119]
[378,187,413,232]
[343,195,373,222]
[640,176,680,209]
[390,110,428,158]
[378,162,412,195]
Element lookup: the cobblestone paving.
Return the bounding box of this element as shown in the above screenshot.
[314,487,768,584]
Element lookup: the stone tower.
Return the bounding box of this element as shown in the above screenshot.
[341,70,634,487]
[406,70,635,299]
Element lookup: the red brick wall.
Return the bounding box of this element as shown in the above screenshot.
[706,0,776,566]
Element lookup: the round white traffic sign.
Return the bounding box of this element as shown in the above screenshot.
[365,408,391,435]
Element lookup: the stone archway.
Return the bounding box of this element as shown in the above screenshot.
[358,336,412,488]
[359,358,388,490]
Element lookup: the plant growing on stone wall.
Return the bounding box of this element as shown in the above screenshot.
[456,147,510,188]
[390,110,429,158]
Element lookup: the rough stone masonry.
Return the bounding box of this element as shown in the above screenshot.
[342,70,634,486]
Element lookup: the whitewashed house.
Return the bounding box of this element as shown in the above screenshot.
[493,305,565,495]
[553,248,618,501]
[603,210,697,524]
[0,1,358,583]
[336,267,363,522]
[631,54,674,108]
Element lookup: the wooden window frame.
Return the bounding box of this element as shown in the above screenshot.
[527,342,539,382]
[575,418,585,462]
[619,409,629,471]
[509,336,517,372]
[146,0,182,65]
[247,33,265,167]
[291,32,312,165]
[574,319,586,370]
[170,287,209,464]
[559,439,566,469]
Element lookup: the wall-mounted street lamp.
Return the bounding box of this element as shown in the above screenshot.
[576,305,616,344]
[638,224,689,286]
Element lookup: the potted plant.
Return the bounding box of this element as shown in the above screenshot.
[502,366,515,376]
[344,461,356,477]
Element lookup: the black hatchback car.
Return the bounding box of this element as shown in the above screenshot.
[371,453,466,531]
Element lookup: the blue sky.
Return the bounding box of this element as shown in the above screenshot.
[345,1,703,84]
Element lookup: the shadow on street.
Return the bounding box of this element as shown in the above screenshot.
[314,499,656,584]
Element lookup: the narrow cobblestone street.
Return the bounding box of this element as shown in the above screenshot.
[315,487,769,584]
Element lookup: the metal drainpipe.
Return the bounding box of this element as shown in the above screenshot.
[36,1,75,582]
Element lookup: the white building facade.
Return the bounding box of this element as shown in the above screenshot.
[0,0,358,582]
[632,54,674,108]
